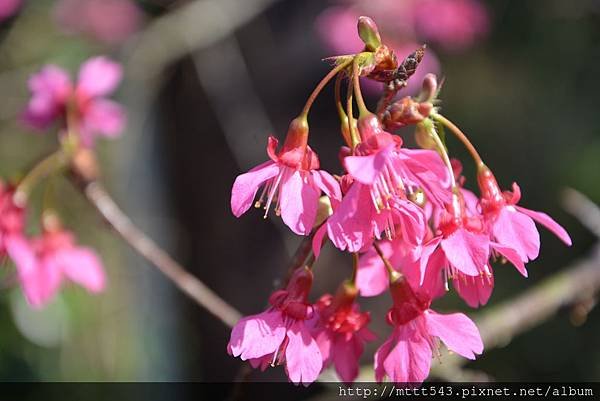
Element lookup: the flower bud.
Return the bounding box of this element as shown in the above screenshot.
[419,73,438,103]
[357,16,381,51]
[383,97,431,129]
[415,121,436,150]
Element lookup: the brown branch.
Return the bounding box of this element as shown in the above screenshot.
[73,176,242,328]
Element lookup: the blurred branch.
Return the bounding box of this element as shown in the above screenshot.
[126,0,281,80]
[562,188,600,238]
[70,172,242,328]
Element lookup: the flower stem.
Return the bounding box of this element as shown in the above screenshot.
[428,120,457,189]
[335,73,353,148]
[346,76,360,148]
[373,242,402,283]
[433,113,485,169]
[300,59,352,118]
[13,151,67,206]
[352,57,369,117]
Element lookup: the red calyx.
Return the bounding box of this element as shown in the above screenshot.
[267,117,320,170]
[269,267,314,320]
[387,276,430,326]
[316,282,370,334]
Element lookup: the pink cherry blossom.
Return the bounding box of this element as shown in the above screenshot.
[23,56,126,147]
[311,283,375,384]
[227,267,322,386]
[11,227,105,308]
[54,0,143,45]
[478,168,572,263]
[231,118,341,235]
[413,0,489,52]
[374,277,482,383]
[324,115,446,253]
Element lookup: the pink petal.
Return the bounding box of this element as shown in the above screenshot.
[311,170,342,202]
[394,199,426,246]
[332,336,362,384]
[312,223,328,259]
[441,228,489,276]
[77,56,122,97]
[285,321,323,386]
[5,235,36,277]
[490,242,527,277]
[515,206,572,246]
[7,237,62,309]
[81,99,126,141]
[424,311,483,360]
[56,247,106,292]
[356,245,390,297]
[344,144,394,185]
[382,324,432,383]
[326,183,374,252]
[453,273,494,308]
[23,65,71,129]
[492,206,539,262]
[230,161,280,217]
[280,171,319,235]
[418,236,442,285]
[228,310,286,361]
[374,335,394,383]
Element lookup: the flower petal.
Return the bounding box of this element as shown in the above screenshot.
[356,244,390,297]
[228,310,286,361]
[344,144,394,185]
[424,311,483,360]
[492,206,539,262]
[515,206,572,246]
[311,170,342,202]
[441,228,489,276]
[382,325,432,383]
[82,99,126,140]
[56,247,106,292]
[77,56,122,97]
[285,321,323,386]
[230,161,279,217]
[490,241,527,277]
[280,171,319,235]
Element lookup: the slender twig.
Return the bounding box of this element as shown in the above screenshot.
[562,188,600,238]
[74,178,242,328]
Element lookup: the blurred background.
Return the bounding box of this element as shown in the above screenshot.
[0,0,598,389]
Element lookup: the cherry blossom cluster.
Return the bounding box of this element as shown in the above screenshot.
[0,56,126,308]
[228,17,571,385]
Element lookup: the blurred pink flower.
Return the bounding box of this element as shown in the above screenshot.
[413,0,489,51]
[0,181,29,268]
[54,0,143,45]
[0,0,21,22]
[22,56,126,147]
[11,227,105,309]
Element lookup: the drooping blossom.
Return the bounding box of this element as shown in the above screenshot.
[478,167,572,264]
[54,0,143,45]
[10,218,105,308]
[374,275,483,383]
[416,189,527,307]
[22,56,126,147]
[0,0,21,23]
[227,267,322,386]
[231,117,341,235]
[324,114,447,252]
[311,282,375,383]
